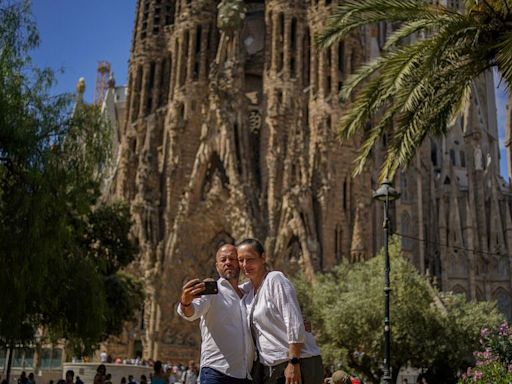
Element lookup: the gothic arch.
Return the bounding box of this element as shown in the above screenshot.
[475,286,484,301]
[399,171,409,202]
[286,235,303,263]
[493,287,512,321]
[199,151,230,201]
[451,284,468,299]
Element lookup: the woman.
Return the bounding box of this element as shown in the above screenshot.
[93,365,106,384]
[237,238,323,384]
[151,361,168,384]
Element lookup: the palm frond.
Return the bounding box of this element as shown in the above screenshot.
[353,47,484,179]
[378,42,431,94]
[463,0,479,9]
[493,0,511,16]
[339,56,387,101]
[339,76,388,139]
[495,31,512,89]
[340,41,427,102]
[319,0,512,180]
[318,0,447,48]
[418,17,482,71]
[376,62,483,179]
[350,104,398,176]
[383,15,460,49]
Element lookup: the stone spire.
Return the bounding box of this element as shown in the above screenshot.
[464,197,477,299]
[72,77,86,116]
[76,77,86,104]
[104,0,512,361]
[350,203,367,262]
[446,176,466,282]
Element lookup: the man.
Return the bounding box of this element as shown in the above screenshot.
[178,244,254,384]
[18,372,28,384]
[330,371,351,384]
[182,361,199,384]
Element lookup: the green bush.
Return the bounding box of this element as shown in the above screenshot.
[459,322,512,383]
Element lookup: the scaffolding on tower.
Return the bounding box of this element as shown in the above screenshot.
[93,61,111,105]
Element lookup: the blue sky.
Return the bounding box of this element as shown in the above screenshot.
[31,1,510,178]
[31,0,136,102]
[495,73,510,179]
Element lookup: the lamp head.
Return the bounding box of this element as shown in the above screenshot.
[372,181,400,202]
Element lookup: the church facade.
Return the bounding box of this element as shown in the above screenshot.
[101,0,512,361]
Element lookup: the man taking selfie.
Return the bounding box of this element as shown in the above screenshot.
[177,244,254,384]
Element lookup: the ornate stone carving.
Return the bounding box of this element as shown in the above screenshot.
[105,0,512,358]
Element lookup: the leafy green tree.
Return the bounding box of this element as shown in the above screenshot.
[295,239,503,384]
[43,203,143,357]
[318,0,512,180]
[0,0,143,374]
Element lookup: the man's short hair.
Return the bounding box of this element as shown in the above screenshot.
[331,370,352,384]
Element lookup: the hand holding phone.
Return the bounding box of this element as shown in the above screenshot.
[180,278,204,307]
[201,279,218,295]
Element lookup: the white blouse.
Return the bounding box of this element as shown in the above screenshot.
[242,271,321,366]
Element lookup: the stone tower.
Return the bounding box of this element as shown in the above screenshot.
[104,0,512,361]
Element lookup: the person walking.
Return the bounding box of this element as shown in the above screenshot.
[151,361,168,384]
[182,361,199,384]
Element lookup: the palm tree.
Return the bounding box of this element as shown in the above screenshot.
[318,0,512,180]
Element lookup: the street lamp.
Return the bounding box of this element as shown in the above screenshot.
[373,181,400,384]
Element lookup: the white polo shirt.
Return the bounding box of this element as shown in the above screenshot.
[177,278,254,379]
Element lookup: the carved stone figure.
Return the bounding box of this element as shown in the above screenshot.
[102,0,512,360]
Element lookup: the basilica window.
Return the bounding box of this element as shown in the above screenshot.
[290,18,297,77]
[460,150,466,167]
[400,212,412,250]
[334,224,343,261]
[303,27,310,88]
[449,149,456,166]
[495,288,512,321]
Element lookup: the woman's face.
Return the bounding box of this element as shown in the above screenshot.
[237,244,266,281]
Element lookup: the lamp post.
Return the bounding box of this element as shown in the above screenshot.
[373,181,400,384]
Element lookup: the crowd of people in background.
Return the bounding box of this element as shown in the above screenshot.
[83,362,200,384]
[0,238,428,384]
[0,360,200,384]
[0,362,425,384]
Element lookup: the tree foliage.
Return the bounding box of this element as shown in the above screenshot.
[459,322,512,383]
[0,0,142,357]
[318,0,512,180]
[295,239,503,384]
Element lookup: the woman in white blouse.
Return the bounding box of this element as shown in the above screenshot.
[237,238,323,384]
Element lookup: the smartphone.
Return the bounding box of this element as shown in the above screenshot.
[201,280,218,295]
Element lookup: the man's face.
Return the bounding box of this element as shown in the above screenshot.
[216,245,240,280]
